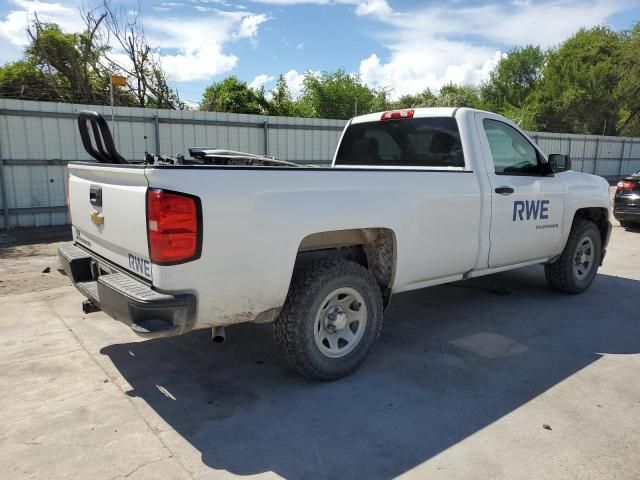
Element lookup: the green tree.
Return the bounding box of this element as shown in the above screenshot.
[26,19,112,104]
[392,89,438,109]
[200,76,269,114]
[300,69,381,119]
[499,103,539,131]
[481,46,545,112]
[533,26,623,135]
[436,83,485,108]
[0,6,181,109]
[0,60,62,101]
[269,74,292,115]
[268,74,316,117]
[616,23,640,135]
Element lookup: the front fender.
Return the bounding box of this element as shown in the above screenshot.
[558,171,611,252]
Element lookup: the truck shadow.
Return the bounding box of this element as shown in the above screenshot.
[100,267,640,479]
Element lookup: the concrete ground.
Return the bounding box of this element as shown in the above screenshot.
[1,221,639,479]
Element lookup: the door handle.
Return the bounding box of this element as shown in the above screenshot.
[495,186,515,195]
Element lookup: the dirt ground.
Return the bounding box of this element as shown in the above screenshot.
[0,241,72,296]
[0,227,72,296]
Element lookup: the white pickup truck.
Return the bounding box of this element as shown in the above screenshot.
[59,107,611,379]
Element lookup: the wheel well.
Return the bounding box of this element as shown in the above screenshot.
[295,228,396,304]
[574,207,609,246]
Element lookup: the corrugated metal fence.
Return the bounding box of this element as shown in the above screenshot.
[531,132,640,180]
[1,98,639,229]
[0,99,345,229]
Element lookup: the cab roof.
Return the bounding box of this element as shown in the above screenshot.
[350,107,482,124]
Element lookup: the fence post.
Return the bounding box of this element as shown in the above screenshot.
[154,113,160,154]
[263,120,269,155]
[617,139,626,179]
[0,125,9,230]
[593,138,599,175]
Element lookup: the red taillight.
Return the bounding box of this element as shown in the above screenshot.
[617,180,635,190]
[381,109,414,120]
[147,189,201,264]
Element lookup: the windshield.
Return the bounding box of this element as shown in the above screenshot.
[335,117,464,168]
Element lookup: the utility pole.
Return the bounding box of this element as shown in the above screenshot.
[109,75,115,133]
[110,74,128,136]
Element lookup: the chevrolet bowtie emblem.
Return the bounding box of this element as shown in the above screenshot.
[91,210,104,226]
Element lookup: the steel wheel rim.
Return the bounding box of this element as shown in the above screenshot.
[573,236,594,280]
[313,287,368,359]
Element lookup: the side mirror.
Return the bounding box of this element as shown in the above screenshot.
[548,153,571,173]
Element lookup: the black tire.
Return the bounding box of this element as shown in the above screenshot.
[274,258,383,380]
[544,219,602,294]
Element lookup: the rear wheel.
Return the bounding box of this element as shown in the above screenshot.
[274,258,383,380]
[545,219,601,294]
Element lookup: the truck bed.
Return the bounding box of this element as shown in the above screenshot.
[68,161,483,329]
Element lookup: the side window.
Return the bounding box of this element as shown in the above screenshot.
[483,119,540,175]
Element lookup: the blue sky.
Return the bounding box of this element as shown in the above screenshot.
[1,0,639,105]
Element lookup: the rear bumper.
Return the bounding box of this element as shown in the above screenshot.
[613,195,640,222]
[58,243,196,338]
[613,208,640,222]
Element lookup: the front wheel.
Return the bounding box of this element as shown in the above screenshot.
[545,219,602,294]
[274,258,383,380]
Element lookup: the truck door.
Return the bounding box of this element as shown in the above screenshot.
[475,113,565,268]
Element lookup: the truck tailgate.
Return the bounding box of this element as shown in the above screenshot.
[68,163,152,281]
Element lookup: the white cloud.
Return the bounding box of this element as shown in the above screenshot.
[284,68,306,97]
[369,1,626,49]
[192,0,238,7]
[160,47,238,82]
[234,13,269,39]
[249,0,331,4]
[296,42,304,50]
[249,73,274,89]
[353,0,392,17]
[359,48,505,98]
[249,0,394,14]
[154,2,185,11]
[0,0,84,62]
[355,0,626,98]
[249,0,626,98]
[0,0,269,83]
[147,12,269,81]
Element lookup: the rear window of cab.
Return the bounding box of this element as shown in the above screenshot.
[335,117,464,168]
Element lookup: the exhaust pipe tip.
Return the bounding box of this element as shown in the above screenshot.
[212,326,226,343]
